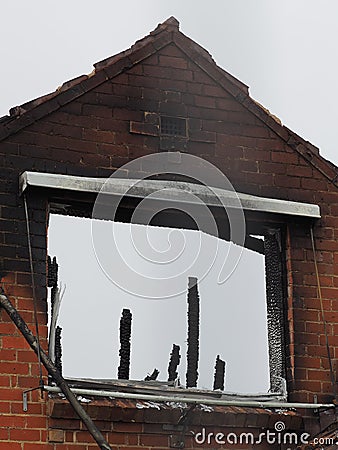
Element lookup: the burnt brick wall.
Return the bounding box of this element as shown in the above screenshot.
[0,41,336,447]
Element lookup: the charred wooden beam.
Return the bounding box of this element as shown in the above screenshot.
[168,344,181,382]
[118,308,132,380]
[144,369,159,381]
[48,255,61,387]
[213,355,225,391]
[51,286,57,317]
[264,231,286,393]
[55,326,63,377]
[245,235,264,254]
[48,256,59,323]
[186,277,200,388]
[48,255,58,288]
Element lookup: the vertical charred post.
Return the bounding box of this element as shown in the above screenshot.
[55,326,63,376]
[213,355,225,391]
[118,308,132,380]
[144,369,159,381]
[48,256,58,288]
[168,344,181,382]
[186,277,200,388]
[264,231,286,393]
[48,256,59,315]
[48,255,59,386]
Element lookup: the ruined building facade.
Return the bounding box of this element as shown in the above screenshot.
[0,17,336,449]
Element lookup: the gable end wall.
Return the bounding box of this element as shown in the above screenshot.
[0,41,336,447]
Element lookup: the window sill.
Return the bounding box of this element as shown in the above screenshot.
[48,395,303,430]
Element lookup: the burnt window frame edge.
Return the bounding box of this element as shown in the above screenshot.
[21,183,297,400]
[47,201,290,398]
[263,226,288,396]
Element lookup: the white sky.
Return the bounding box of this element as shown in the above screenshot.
[48,215,268,393]
[2,1,335,393]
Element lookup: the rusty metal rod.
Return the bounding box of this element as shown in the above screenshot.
[0,289,111,450]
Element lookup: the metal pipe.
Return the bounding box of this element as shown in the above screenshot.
[0,290,112,450]
[43,385,335,410]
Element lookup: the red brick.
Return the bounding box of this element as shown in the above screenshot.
[113,84,142,97]
[309,372,332,385]
[22,444,50,450]
[189,130,216,143]
[0,376,11,387]
[0,323,16,334]
[272,151,299,164]
[159,55,188,69]
[1,360,29,375]
[159,44,181,57]
[295,356,321,369]
[242,124,271,138]
[0,443,21,450]
[48,429,64,443]
[259,161,286,174]
[301,178,328,191]
[274,174,301,188]
[140,434,169,447]
[0,415,26,428]
[243,147,271,161]
[287,164,313,177]
[216,97,244,111]
[203,84,230,98]
[130,122,158,137]
[194,95,216,109]
[113,423,143,433]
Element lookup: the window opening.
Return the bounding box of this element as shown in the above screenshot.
[48,214,271,394]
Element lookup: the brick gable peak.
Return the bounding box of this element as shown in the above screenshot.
[0,17,337,185]
[0,16,248,129]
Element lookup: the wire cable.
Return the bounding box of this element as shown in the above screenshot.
[23,194,44,393]
[310,226,337,400]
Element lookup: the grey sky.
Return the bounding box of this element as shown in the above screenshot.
[48,215,268,393]
[1,1,334,393]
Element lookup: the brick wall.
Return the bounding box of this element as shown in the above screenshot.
[0,26,336,447]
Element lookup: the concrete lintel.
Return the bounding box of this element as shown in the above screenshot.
[19,171,321,219]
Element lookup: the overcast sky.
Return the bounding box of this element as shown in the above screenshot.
[1,1,336,393]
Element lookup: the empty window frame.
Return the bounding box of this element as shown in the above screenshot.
[19,171,316,396]
[47,214,286,394]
